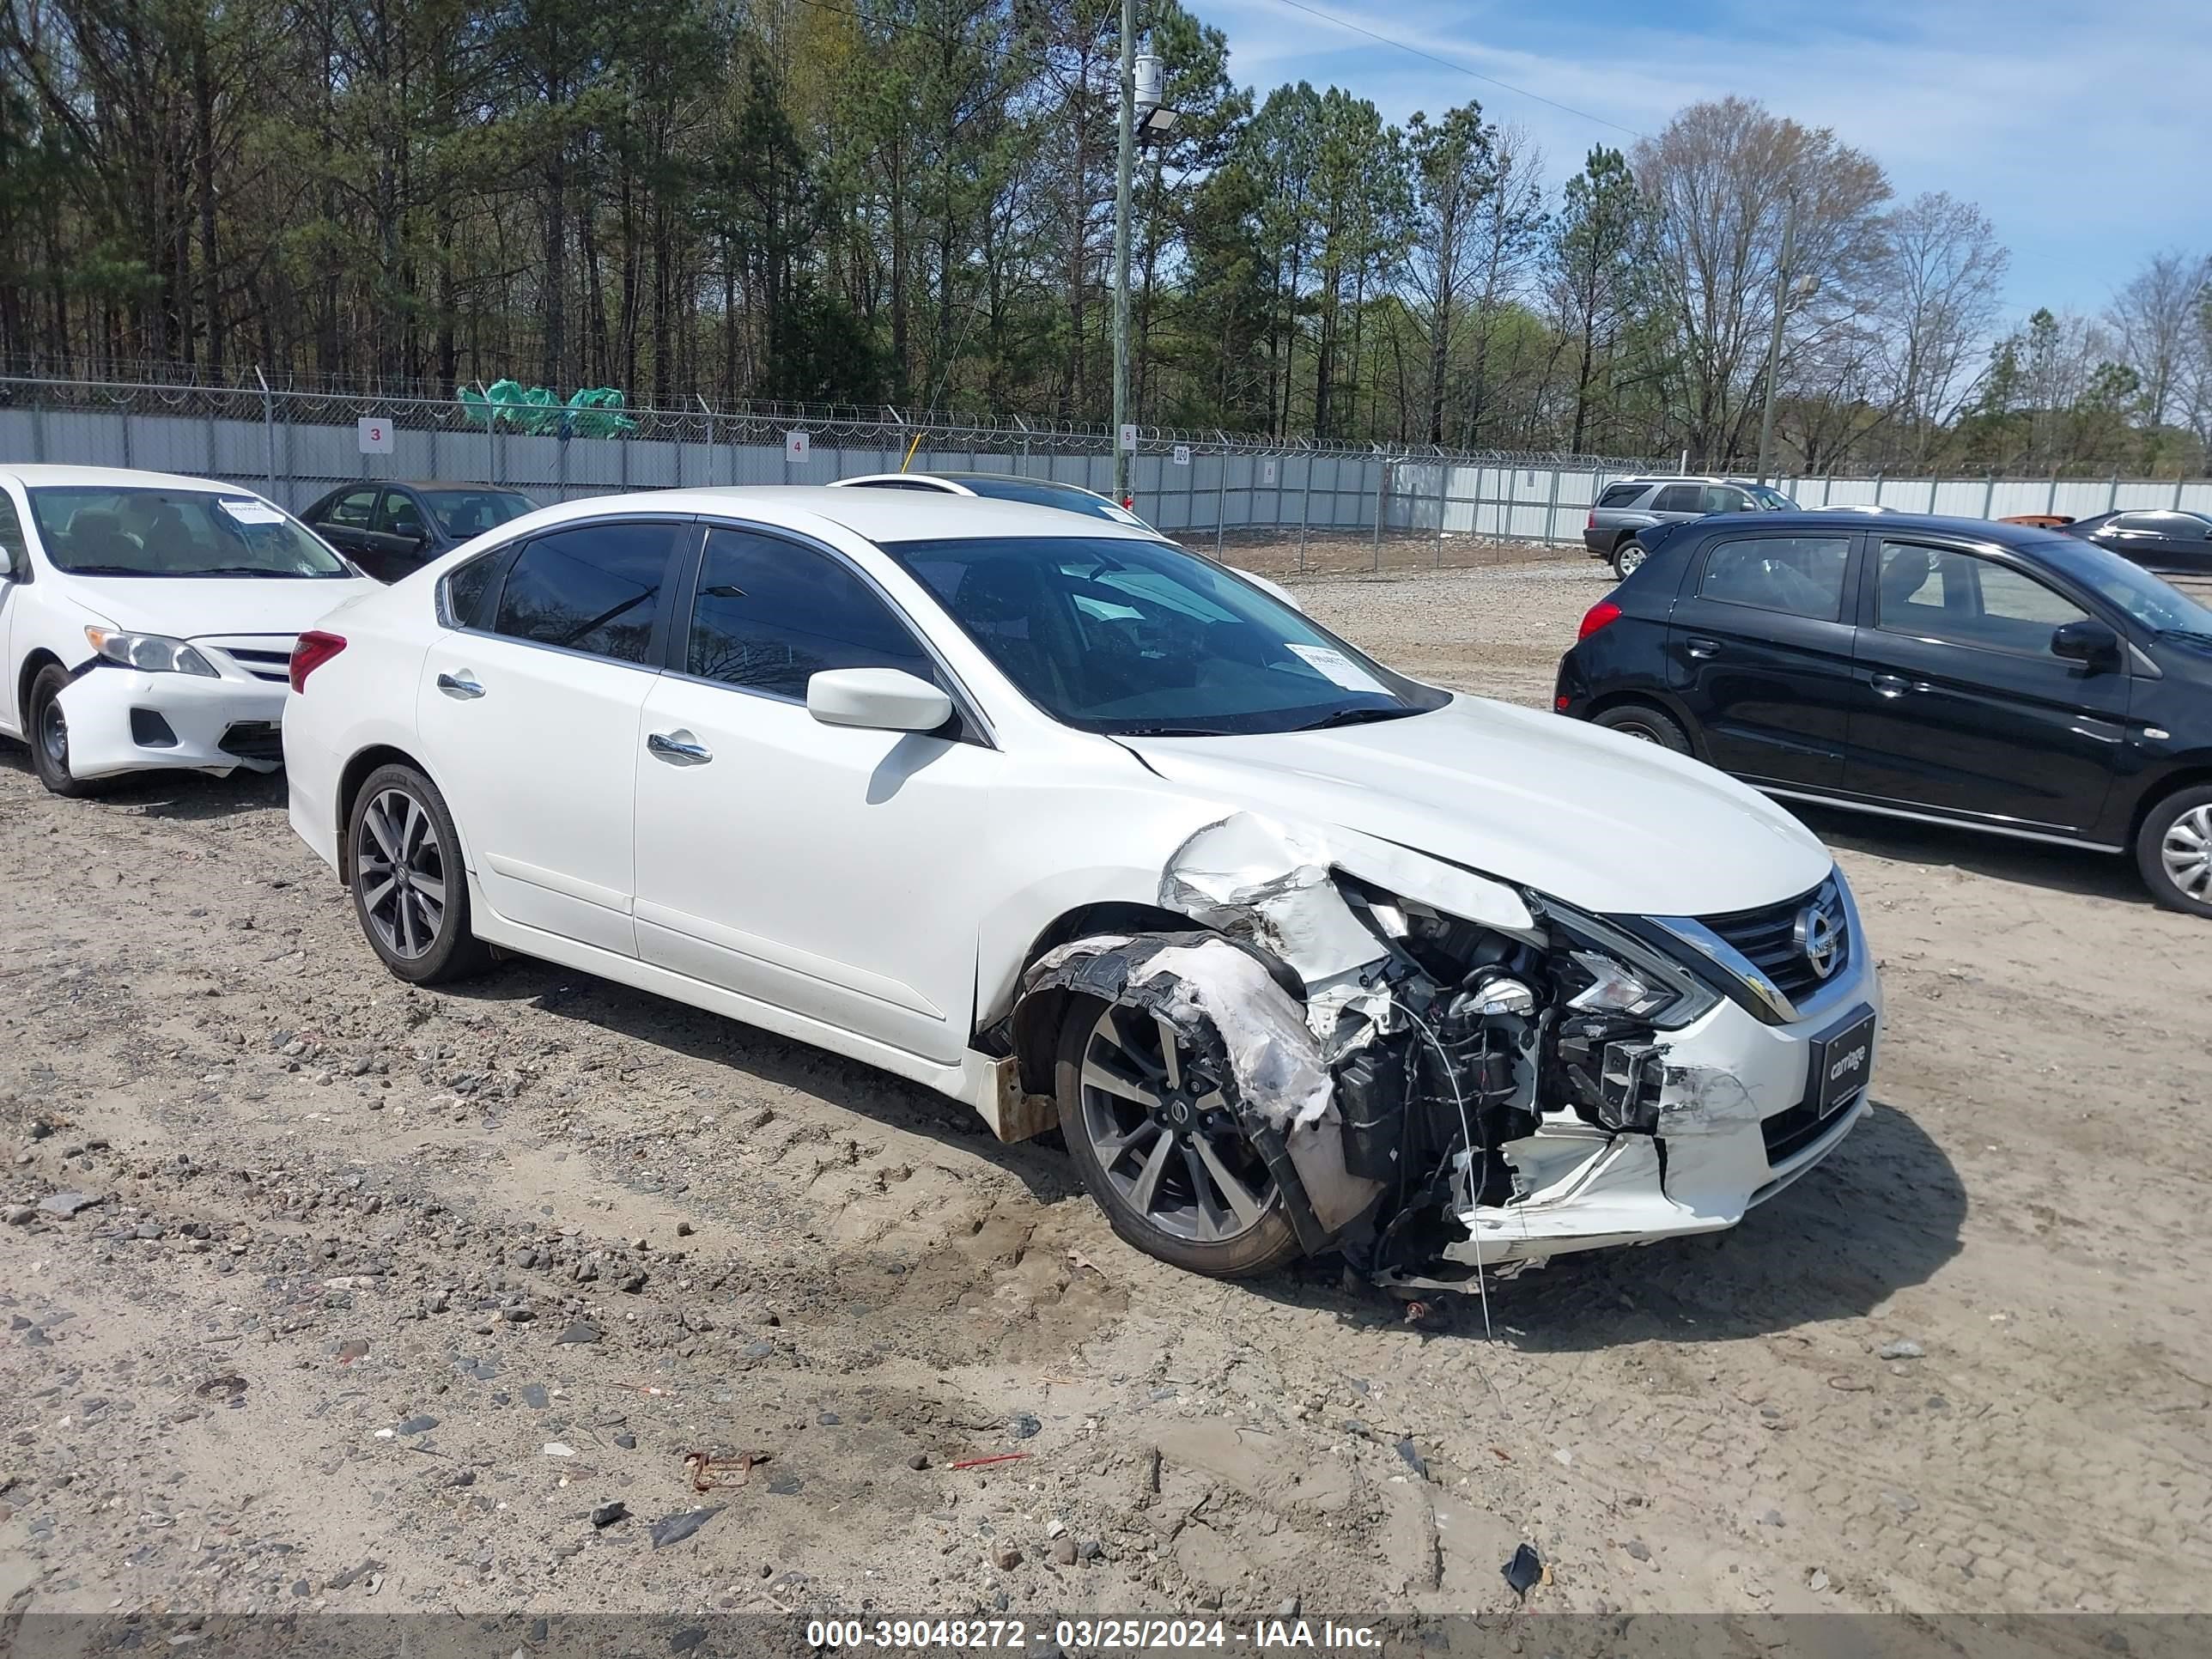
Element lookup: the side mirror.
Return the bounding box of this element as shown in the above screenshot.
[807,667,954,733]
[1231,567,1304,614]
[2051,619,2122,669]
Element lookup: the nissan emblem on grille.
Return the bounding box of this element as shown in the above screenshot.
[1795,901,1841,980]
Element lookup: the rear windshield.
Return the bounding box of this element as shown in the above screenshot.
[422,489,536,540]
[28,486,353,578]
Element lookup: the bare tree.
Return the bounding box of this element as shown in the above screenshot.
[2108,247,2212,429]
[1878,191,2008,468]
[1632,97,1890,465]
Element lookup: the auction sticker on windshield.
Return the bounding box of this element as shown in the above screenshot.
[217,499,286,525]
[1285,642,1388,695]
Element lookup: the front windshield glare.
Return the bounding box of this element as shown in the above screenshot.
[30,487,352,578]
[887,535,1446,736]
[2033,534,2212,635]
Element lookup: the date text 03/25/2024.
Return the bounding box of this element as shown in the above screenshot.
[804,1618,1384,1651]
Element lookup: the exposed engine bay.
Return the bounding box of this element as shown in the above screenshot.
[1010,811,1864,1291]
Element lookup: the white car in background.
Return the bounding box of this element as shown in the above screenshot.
[282,486,1879,1291]
[0,465,376,795]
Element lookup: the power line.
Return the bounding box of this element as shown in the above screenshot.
[1268,0,1645,141]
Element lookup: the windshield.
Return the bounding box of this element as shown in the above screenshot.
[1747,485,1797,509]
[887,535,1445,736]
[29,487,352,579]
[421,489,536,540]
[2029,534,2212,635]
[957,477,1153,531]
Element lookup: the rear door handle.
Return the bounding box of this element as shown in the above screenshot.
[1870,672,1930,698]
[647,730,712,764]
[1686,637,1721,659]
[435,672,484,700]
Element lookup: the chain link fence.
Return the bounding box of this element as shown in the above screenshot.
[4,372,2208,579]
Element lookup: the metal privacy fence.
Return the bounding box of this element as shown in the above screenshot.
[3,374,2209,564]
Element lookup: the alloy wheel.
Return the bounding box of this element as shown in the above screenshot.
[1616,544,1646,575]
[2161,804,2212,901]
[1077,1004,1279,1244]
[357,787,450,959]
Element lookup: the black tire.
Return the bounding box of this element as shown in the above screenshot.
[345,763,495,983]
[2135,784,2212,919]
[26,664,100,798]
[1611,538,1649,581]
[1593,702,1692,754]
[1054,992,1301,1280]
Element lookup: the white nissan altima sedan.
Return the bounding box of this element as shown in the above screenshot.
[283,487,1881,1290]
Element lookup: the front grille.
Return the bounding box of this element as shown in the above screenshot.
[218,721,283,762]
[202,637,297,683]
[1700,877,1849,1004]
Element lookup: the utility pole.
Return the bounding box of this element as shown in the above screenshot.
[1110,0,1135,505]
[1754,198,1798,485]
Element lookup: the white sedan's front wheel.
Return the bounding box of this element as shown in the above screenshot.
[346,763,495,984]
[1054,995,1300,1279]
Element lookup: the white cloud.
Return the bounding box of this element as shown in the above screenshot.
[1200,0,2212,316]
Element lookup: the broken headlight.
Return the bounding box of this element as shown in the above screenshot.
[1544,905,1718,1031]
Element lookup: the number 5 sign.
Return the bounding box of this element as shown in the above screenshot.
[357,416,394,454]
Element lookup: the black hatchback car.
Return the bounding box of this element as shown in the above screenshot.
[301,480,538,582]
[1553,513,2212,915]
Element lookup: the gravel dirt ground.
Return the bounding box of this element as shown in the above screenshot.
[3,558,2209,1629]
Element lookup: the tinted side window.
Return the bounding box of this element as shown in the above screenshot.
[1596,483,1645,508]
[325,488,378,529]
[445,552,501,628]
[1698,535,1851,620]
[491,522,673,663]
[1702,486,1750,514]
[1654,484,1702,513]
[686,527,937,700]
[1876,542,2087,656]
[378,489,427,538]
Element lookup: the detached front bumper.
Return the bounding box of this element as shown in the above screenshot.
[1440,950,1881,1271]
[53,665,289,781]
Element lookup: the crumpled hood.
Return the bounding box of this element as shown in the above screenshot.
[62,576,379,641]
[1120,694,1832,918]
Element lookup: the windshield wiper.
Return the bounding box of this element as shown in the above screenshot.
[189,566,310,578]
[58,564,161,577]
[2157,627,2212,647]
[1294,705,1413,732]
[1118,724,1227,737]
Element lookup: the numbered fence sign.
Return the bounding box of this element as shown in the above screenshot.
[1261,459,1278,485]
[1118,422,1139,453]
[357,417,393,454]
[785,429,811,463]
[1172,444,1191,467]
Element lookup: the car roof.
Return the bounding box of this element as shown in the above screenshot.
[0,464,279,494]
[1612,475,1771,488]
[503,485,1158,545]
[1678,510,2075,548]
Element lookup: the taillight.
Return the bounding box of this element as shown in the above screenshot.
[1577,600,1622,641]
[1586,509,1596,529]
[290,630,347,693]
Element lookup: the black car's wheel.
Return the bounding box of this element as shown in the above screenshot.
[346,763,495,982]
[26,664,99,798]
[2136,784,2212,918]
[1593,702,1692,754]
[1612,538,1648,581]
[1054,994,1301,1279]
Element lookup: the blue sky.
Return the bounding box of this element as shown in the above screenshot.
[1199,0,2212,325]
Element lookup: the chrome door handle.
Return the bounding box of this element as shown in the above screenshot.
[436,672,484,700]
[647,730,712,764]
[1686,637,1721,659]
[1870,673,1929,698]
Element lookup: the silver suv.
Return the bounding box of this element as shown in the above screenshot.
[1583,477,1798,580]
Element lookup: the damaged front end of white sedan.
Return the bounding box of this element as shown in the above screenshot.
[1008,812,1880,1291]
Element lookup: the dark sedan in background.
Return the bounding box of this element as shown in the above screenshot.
[2061,508,2212,579]
[1553,513,2212,915]
[301,481,538,582]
